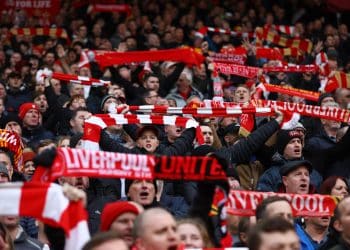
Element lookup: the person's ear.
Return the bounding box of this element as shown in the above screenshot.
[334,219,343,232]
[282,176,288,187]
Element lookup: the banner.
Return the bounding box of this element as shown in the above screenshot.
[0,129,23,170]
[0,0,60,21]
[32,148,227,182]
[227,190,338,217]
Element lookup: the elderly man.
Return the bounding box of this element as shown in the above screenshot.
[18,102,55,149]
[100,201,142,247]
[257,129,322,192]
[133,208,180,250]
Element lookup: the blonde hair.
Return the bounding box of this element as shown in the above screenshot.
[177,218,214,247]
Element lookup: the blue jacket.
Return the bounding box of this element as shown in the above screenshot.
[257,153,323,192]
[295,223,315,250]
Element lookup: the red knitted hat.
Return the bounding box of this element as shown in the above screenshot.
[18,103,39,120]
[100,201,140,232]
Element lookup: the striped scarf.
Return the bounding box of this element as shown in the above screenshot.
[82,114,204,150]
[0,182,89,250]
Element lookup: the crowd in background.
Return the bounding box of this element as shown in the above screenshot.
[1,0,350,249]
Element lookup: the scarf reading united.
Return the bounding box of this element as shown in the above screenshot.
[32,147,227,182]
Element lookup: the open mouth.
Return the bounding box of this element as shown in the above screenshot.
[299,184,308,190]
[139,191,149,199]
[167,245,179,250]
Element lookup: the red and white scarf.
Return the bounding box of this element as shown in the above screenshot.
[48,72,110,87]
[0,129,23,170]
[92,48,204,68]
[32,148,227,182]
[228,190,337,217]
[255,83,320,102]
[264,24,295,36]
[256,27,313,53]
[82,114,204,150]
[0,182,89,250]
[195,26,254,39]
[203,99,350,123]
[10,28,69,41]
[87,4,131,15]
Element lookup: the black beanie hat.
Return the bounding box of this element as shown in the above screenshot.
[276,129,303,155]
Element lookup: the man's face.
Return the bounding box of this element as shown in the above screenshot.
[321,118,341,131]
[306,216,330,229]
[164,125,183,141]
[265,200,294,224]
[144,76,160,91]
[34,94,49,113]
[283,138,302,159]
[44,52,55,66]
[137,211,179,250]
[23,160,35,177]
[145,91,159,105]
[110,212,137,246]
[234,86,250,103]
[70,97,86,111]
[23,109,40,127]
[8,76,22,89]
[201,125,214,145]
[70,84,84,96]
[5,121,22,136]
[335,198,350,240]
[259,230,300,250]
[282,166,310,194]
[136,130,159,153]
[70,110,91,133]
[128,180,155,206]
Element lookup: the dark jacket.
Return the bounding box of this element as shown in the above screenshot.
[14,227,46,250]
[329,238,350,250]
[256,153,323,192]
[100,127,196,156]
[304,127,336,175]
[22,126,55,149]
[215,119,281,165]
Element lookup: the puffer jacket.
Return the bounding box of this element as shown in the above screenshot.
[256,153,323,192]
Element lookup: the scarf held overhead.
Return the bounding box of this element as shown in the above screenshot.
[32,148,227,182]
[0,129,23,170]
[228,190,337,217]
[82,114,204,150]
[0,182,89,250]
[48,72,111,87]
[93,48,204,67]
